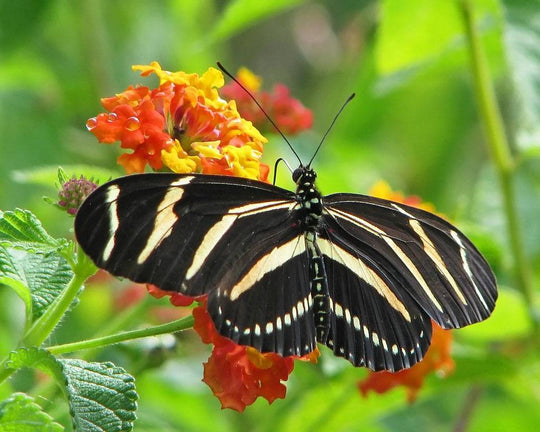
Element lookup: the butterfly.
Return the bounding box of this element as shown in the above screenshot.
[75,67,497,372]
[75,163,497,372]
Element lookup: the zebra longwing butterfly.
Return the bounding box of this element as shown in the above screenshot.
[75,165,497,372]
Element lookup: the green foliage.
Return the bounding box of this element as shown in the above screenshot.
[0,392,63,432]
[209,0,306,42]
[502,0,540,152]
[0,246,73,327]
[5,348,138,432]
[0,0,539,430]
[0,210,67,255]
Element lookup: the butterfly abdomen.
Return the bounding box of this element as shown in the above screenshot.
[306,232,330,343]
[294,167,331,344]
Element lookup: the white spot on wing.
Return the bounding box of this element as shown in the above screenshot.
[284,313,291,326]
[297,300,305,317]
[345,308,351,324]
[353,316,361,331]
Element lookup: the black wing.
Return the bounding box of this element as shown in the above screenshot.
[75,173,316,357]
[319,193,497,371]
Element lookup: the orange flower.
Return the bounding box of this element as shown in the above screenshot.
[147,285,318,411]
[146,284,201,307]
[87,62,269,180]
[193,300,316,411]
[358,322,454,403]
[221,68,313,135]
[369,180,435,213]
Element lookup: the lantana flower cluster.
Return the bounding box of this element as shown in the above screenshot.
[86,62,270,181]
[221,68,313,135]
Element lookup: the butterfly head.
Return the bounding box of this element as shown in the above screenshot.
[292,166,317,186]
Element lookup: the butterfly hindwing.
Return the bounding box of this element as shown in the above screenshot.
[317,227,432,371]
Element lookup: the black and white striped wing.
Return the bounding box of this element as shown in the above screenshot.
[319,193,497,371]
[75,173,316,357]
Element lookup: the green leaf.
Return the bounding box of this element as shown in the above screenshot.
[0,392,63,432]
[6,348,138,432]
[375,0,463,74]
[375,0,501,75]
[502,0,540,151]
[60,359,138,432]
[0,210,66,254]
[0,246,74,328]
[209,0,304,42]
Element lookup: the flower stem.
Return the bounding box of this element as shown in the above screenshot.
[47,315,194,355]
[459,0,537,329]
[453,385,483,432]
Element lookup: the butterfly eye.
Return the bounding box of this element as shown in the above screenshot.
[292,167,304,183]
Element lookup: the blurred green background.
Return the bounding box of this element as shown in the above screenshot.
[1,0,539,431]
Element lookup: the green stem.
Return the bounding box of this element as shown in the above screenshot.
[47,315,194,355]
[22,271,88,347]
[78,295,154,360]
[459,0,536,328]
[22,249,96,347]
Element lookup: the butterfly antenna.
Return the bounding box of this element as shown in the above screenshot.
[272,157,294,185]
[307,93,356,168]
[217,62,303,166]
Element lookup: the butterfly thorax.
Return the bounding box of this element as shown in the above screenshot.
[293,167,323,230]
[293,166,330,344]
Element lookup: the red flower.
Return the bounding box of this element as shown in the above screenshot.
[193,300,303,411]
[221,68,313,135]
[146,284,200,307]
[358,322,454,403]
[87,90,173,174]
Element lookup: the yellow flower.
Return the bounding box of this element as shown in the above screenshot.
[236,67,262,92]
[223,145,263,180]
[369,180,435,213]
[133,62,225,108]
[191,141,223,159]
[161,141,200,173]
